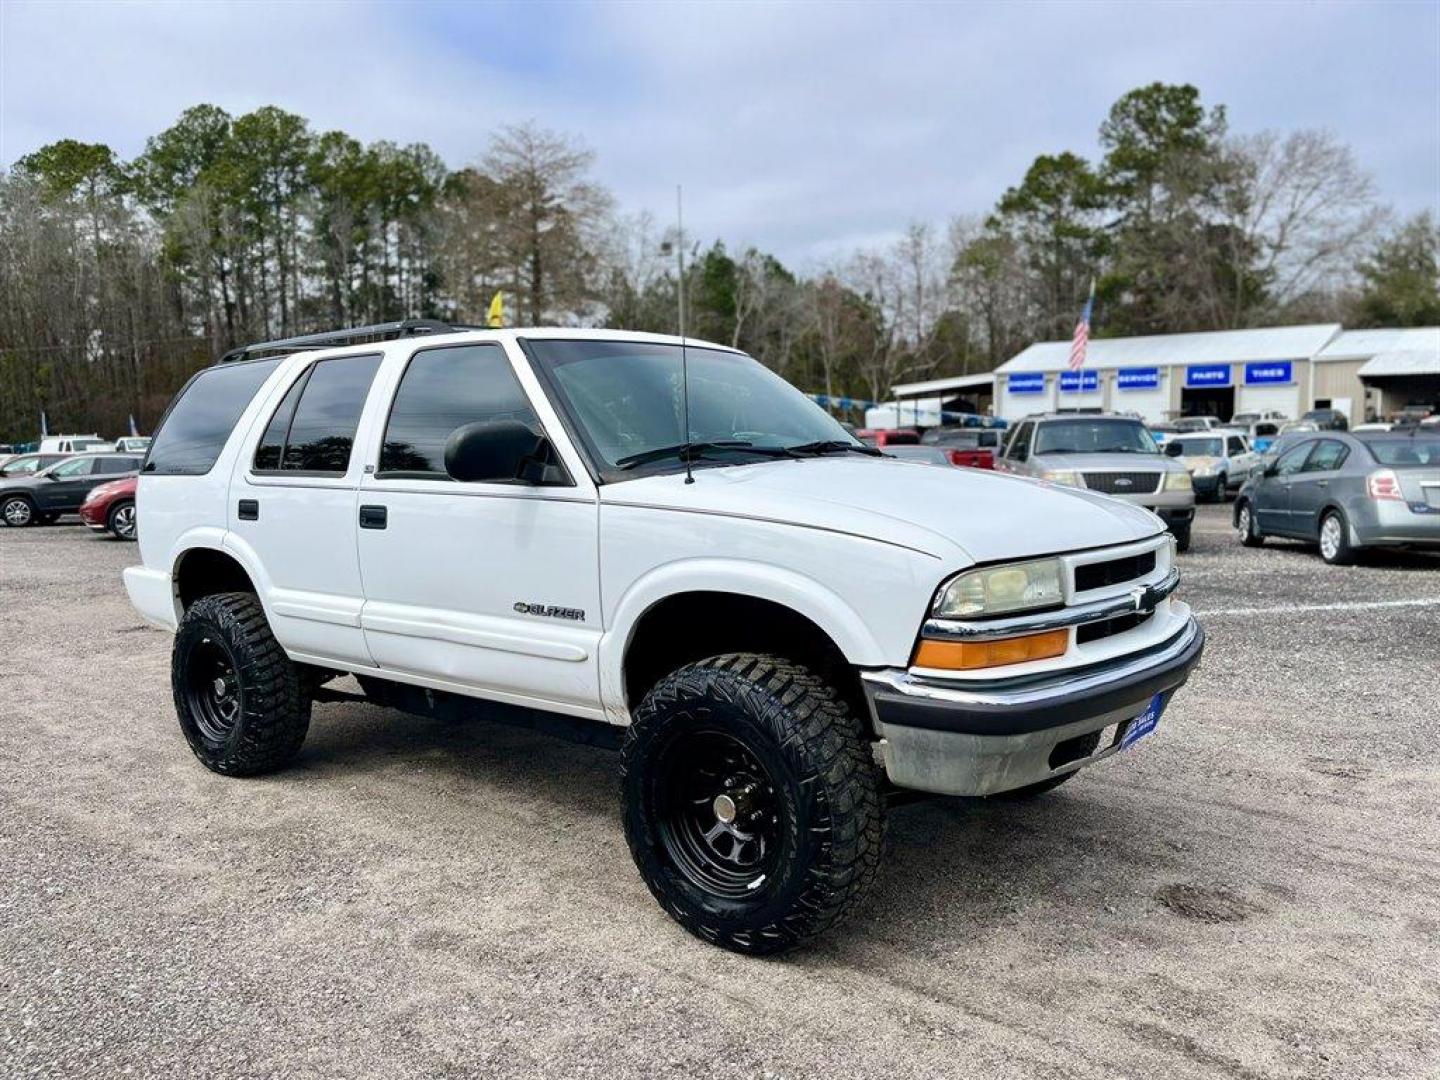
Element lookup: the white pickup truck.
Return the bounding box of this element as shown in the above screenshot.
[125,322,1204,954]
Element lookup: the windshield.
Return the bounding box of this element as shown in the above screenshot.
[1034,419,1158,456]
[1166,437,1223,457]
[1365,438,1440,466]
[526,340,858,477]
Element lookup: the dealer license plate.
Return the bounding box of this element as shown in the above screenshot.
[1121,693,1166,750]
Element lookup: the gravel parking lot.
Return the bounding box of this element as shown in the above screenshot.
[3,504,1438,1079]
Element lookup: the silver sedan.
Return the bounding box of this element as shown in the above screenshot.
[1233,432,1440,564]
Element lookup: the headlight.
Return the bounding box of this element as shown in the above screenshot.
[1040,469,1083,488]
[933,558,1064,619]
[1164,471,1193,491]
[1191,463,1213,477]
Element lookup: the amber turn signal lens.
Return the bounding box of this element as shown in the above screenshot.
[913,629,1069,671]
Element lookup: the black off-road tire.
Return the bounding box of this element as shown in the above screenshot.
[1172,523,1192,553]
[622,653,884,955]
[1236,500,1263,547]
[1,494,35,527]
[171,592,310,776]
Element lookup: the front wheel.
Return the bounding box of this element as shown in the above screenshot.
[622,654,884,955]
[1212,474,1228,503]
[1,495,35,527]
[1171,523,1192,553]
[171,592,310,775]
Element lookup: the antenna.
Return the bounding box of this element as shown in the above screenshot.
[676,184,694,484]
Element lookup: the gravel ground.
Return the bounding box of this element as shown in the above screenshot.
[3,505,1438,1079]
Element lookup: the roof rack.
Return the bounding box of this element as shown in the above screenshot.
[217,319,482,364]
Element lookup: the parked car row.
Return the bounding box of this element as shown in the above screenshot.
[0,450,144,539]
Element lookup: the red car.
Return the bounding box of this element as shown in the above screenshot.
[854,428,920,448]
[79,474,137,540]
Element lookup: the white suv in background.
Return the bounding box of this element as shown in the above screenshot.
[126,321,1204,954]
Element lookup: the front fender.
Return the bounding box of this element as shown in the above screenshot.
[598,558,891,723]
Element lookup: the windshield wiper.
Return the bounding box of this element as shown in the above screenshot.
[614,441,794,470]
[783,440,884,457]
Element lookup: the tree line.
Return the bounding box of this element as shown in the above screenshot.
[0,82,1434,442]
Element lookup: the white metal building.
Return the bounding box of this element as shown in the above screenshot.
[1315,327,1440,419]
[993,324,1344,424]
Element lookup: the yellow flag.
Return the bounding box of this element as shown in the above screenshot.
[487,291,504,328]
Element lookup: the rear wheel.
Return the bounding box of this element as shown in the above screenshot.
[172,592,310,775]
[107,500,137,540]
[622,653,884,955]
[1319,510,1355,565]
[1236,501,1263,547]
[1,495,35,527]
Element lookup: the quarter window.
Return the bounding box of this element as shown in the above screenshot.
[146,357,283,475]
[379,344,541,478]
[252,354,382,475]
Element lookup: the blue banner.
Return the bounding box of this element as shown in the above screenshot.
[1007,372,1046,394]
[1058,370,1100,393]
[1185,364,1232,388]
[1244,360,1293,386]
[1116,367,1160,391]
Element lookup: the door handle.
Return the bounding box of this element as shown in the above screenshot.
[1316,480,1328,487]
[359,504,387,530]
[237,499,259,521]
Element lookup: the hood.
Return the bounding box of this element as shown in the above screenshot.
[601,457,1163,563]
[1031,452,1184,472]
[1175,454,1221,470]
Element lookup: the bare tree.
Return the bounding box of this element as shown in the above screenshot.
[1226,129,1383,317]
[481,123,613,324]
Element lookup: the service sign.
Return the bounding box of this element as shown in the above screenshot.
[1058,370,1100,393]
[1185,364,1232,388]
[1007,372,1046,394]
[1116,367,1160,391]
[1244,360,1293,386]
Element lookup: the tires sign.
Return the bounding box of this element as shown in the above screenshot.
[1244,361,1294,385]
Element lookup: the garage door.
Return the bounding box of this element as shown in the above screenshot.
[1234,384,1298,421]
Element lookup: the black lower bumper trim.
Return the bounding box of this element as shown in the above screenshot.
[870,623,1205,738]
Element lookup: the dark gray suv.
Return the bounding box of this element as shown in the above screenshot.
[0,453,143,527]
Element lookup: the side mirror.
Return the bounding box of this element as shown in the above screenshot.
[444,420,560,484]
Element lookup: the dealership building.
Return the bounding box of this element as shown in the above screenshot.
[984,323,1440,425]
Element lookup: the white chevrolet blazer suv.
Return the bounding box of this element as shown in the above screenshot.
[125,321,1204,954]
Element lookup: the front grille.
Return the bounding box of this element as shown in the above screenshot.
[1082,471,1161,495]
[1075,549,1157,593]
[1077,610,1153,644]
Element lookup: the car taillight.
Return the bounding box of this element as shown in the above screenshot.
[1367,469,1403,501]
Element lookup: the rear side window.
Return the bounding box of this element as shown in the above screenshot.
[252,354,382,475]
[97,456,140,474]
[1303,440,1349,472]
[145,358,282,475]
[378,344,539,478]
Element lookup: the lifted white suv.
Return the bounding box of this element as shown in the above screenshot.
[127,321,1203,954]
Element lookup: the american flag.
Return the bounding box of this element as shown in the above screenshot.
[1068,279,1096,371]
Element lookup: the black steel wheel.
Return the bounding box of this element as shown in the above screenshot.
[172,592,310,775]
[654,730,784,900]
[622,653,884,955]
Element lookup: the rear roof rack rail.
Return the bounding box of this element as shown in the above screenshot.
[218,319,483,364]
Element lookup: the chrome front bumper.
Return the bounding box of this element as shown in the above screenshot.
[861,617,1204,796]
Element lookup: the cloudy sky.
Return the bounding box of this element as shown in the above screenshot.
[2,0,1436,267]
